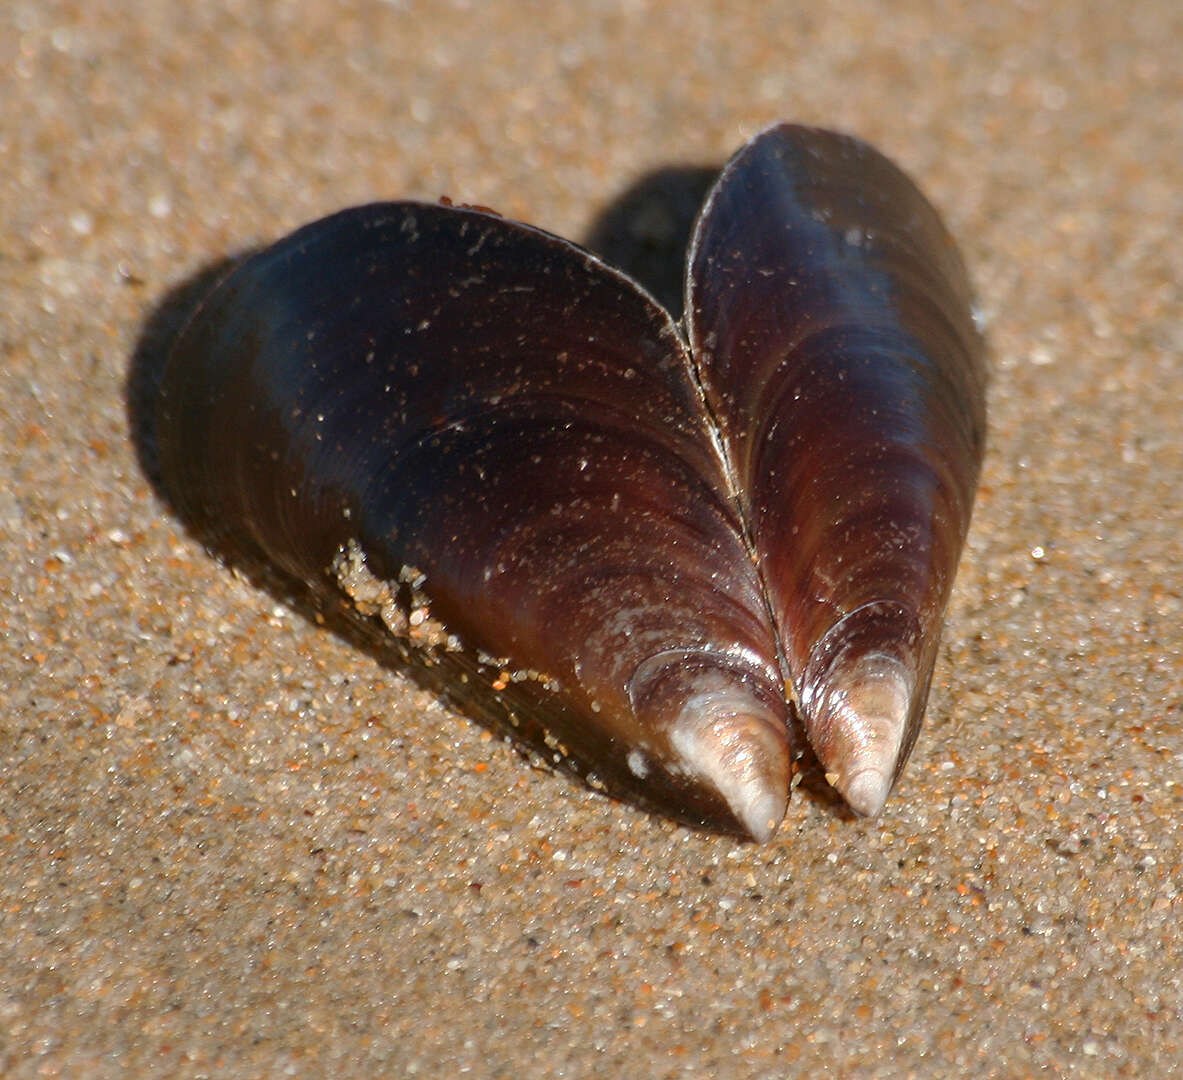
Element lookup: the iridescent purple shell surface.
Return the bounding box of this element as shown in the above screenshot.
[156,123,986,841]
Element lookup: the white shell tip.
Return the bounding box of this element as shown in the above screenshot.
[813,652,911,817]
[837,767,892,818]
[671,706,789,843]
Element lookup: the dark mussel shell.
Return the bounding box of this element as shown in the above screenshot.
[156,123,985,841]
[686,128,987,815]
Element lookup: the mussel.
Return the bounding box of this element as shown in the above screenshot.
[156,123,986,841]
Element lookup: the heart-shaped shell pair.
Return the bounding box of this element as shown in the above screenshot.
[156,123,986,840]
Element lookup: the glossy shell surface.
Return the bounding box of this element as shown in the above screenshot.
[156,123,986,841]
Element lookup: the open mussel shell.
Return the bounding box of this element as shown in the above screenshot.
[156,123,985,841]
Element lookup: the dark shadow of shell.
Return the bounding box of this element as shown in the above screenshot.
[581,165,720,320]
[127,252,258,491]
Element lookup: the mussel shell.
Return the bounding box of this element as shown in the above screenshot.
[156,123,985,839]
[687,125,986,812]
[159,203,794,838]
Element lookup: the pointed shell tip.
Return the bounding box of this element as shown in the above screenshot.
[670,710,790,843]
[838,768,891,818]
